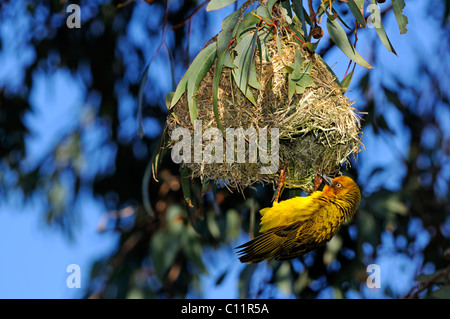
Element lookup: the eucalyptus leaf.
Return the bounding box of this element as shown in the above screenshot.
[340,69,354,91]
[181,165,193,207]
[232,32,258,103]
[370,0,397,55]
[431,285,450,299]
[267,0,277,17]
[182,226,206,272]
[187,43,217,127]
[226,209,241,240]
[171,65,192,109]
[290,17,307,42]
[292,0,308,37]
[234,10,259,40]
[206,0,237,12]
[295,72,313,87]
[222,49,235,68]
[142,159,154,215]
[149,121,169,186]
[347,0,366,27]
[392,0,408,34]
[256,5,272,22]
[326,17,373,69]
[415,269,450,284]
[288,51,303,99]
[151,230,180,281]
[232,69,257,104]
[217,10,240,54]
[165,92,174,109]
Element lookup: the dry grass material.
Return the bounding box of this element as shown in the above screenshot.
[166,30,363,194]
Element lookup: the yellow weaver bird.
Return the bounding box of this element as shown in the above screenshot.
[236,174,361,263]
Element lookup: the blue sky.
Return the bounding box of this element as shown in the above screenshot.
[0,0,447,298]
[0,188,118,298]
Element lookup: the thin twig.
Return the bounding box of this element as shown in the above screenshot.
[403,265,450,299]
[344,24,359,78]
[171,0,209,30]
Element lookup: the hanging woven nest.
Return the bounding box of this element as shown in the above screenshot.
[165,1,363,194]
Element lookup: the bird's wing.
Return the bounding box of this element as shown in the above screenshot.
[236,221,317,263]
[236,223,300,263]
[259,191,325,232]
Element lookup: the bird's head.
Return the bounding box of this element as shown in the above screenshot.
[319,173,361,202]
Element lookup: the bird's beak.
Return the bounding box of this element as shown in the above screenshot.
[319,173,333,186]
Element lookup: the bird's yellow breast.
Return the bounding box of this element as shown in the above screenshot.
[259,191,327,232]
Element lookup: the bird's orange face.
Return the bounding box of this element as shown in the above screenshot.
[322,175,361,199]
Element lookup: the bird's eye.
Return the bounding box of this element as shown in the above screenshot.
[336,183,342,188]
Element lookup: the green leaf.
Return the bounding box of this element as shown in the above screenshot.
[151,123,169,182]
[151,230,180,281]
[225,209,241,240]
[180,166,193,207]
[392,0,408,34]
[326,17,373,69]
[347,0,366,27]
[288,51,302,99]
[234,10,259,40]
[295,72,313,87]
[288,53,312,99]
[431,285,450,299]
[182,226,206,272]
[206,0,237,12]
[206,210,221,239]
[232,69,257,104]
[292,0,309,37]
[187,43,217,127]
[288,79,295,100]
[256,5,272,22]
[171,66,192,109]
[258,27,272,62]
[217,10,240,54]
[354,0,365,10]
[232,32,258,104]
[290,17,307,42]
[165,92,174,109]
[340,69,354,91]
[415,269,450,285]
[369,0,397,55]
[142,159,155,216]
[306,41,319,52]
[267,0,277,17]
[142,123,170,215]
[223,49,235,68]
[317,2,352,30]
